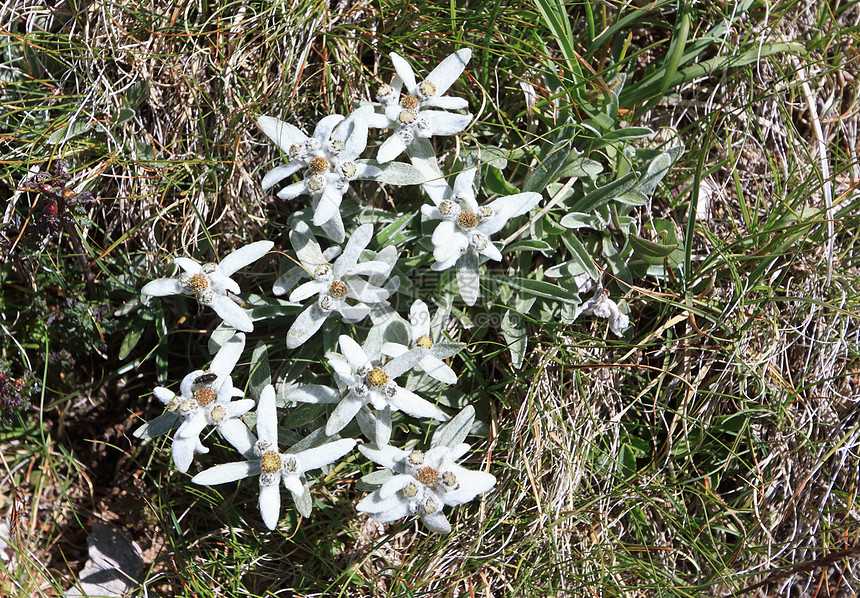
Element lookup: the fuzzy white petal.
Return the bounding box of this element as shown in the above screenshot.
[390,52,418,93]
[357,444,407,469]
[425,48,471,96]
[257,116,307,152]
[389,388,449,421]
[420,355,458,385]
[334,223,373,278]
[153,387,176,405]
[210,332,245,380]
[422,111,472,136]
[141,278,184,297]
[192,460,259,485]
[421,512,452,534]
[377,134,408,163]
[218,241,273,277]
[289,280,326,303]
[285,385,340,404]
[256,385,278,445]
[313,186,344,226]
[313,114,345,145]
[259,483,281,530]
[262,163,302,190]
[297,438,356,471]
[218,418,256,457]
[176,411,208,440]
[171,436,199,473]
[208,296,253,332]
[173,257,202,274]
[277,181,307,200]
[409,300,432,338]
[379,474,414,499]
[282,474,305,496]
[287,304,328,349]
[339,335,370,369]
[425,96,470,110]
[339,302,372,324]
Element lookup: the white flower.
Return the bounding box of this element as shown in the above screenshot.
[133,333,256,473]
[141,241,273,332]
[285,334,449,436]
[421,167,541,305]
[381,300,463,385]
[374,49,473,163]
[356,441,495,534]
[286,223,396,348]
[576,287,630,337]
[192,385,356,530]
[258,107,381,243]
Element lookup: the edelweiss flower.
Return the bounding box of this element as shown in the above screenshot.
[576,287,630,337]
[285,335,448,436]
[192,385,356,530]
[381,300,463,385]
[133,333,255,473]
[286,223,396,348]
[356,441,495,534]
[258,107,380,243]
[141,241,273,332]
[421,167,541,305]
[374,49,473,163]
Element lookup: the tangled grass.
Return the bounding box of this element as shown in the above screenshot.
[1,0,859,596]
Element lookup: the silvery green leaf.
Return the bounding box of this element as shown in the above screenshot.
[560,233,599,279]
[432,405,475,449]
[375,406,392,447]
[364,316,409,361]
[557,153,603,179]
[570,172,638,213]
[362,160,426,185]
[48,119,93,145]
[430,342,465,360]
[614,189,649,206]
[248,342,270,401]
[477,145,508,170]
[132,412,180,440]
[559,212,601,230]
[290,484,313,518]
[355,407,391,446]
[456,253,480,306]
[602,126,653,141]
[286,425,331,453]
[545,260,589,279]
[280,404,328,429]
[355,407,377,441]
[208,324,237,355]
[273,265,304,296]
[502,308,529,370]
[430,296,453,339]
[524,137,573,194]
[636,149,678,196]
[406,135,439,161]
[358,469,393,491]
[374,213,416,247]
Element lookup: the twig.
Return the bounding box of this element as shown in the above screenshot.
[792,56,834,284]
[720,546,860,598]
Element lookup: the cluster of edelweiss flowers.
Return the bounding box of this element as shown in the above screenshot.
[137,49,629,533]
